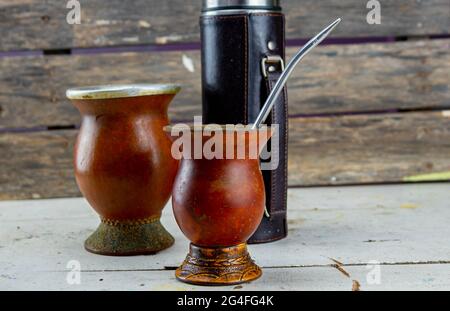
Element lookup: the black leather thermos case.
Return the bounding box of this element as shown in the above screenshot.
[201,0,288,243]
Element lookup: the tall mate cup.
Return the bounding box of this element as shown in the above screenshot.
[201,0,289,243]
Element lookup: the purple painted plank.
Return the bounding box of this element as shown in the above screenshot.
[0,50,43,58]
[72,42,201,55]
[1,35,449,59]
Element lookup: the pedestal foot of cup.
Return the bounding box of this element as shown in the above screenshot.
[84,218,174,256]
[176,243,262,286]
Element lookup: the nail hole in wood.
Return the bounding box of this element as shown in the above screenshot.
[41,15,51,23]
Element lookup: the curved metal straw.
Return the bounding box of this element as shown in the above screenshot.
[252,18,341,129]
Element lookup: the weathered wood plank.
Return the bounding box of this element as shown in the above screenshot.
[1,111,449,200]
[1,184,449,290]
[1,40,448,129]
[0,267,351,291]
[1,0,449,51]
[2,264,449,291]
[289,111,450,186]
[342,264,450,291]
[0,130,78,200]
[1,183,448,269]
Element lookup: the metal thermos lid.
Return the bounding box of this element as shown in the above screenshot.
[202,0,281,12]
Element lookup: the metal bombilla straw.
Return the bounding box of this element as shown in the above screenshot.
[252,18,342,129]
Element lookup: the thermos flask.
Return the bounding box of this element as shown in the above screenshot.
[201,0,289,243]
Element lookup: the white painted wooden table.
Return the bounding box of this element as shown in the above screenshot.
[1,183,449,291]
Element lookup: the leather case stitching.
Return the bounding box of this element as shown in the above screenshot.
[282,14,288,218]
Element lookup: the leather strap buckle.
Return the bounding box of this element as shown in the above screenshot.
[261,55,285,78]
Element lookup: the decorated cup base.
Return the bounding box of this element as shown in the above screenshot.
[176,243,262,286]
[84,218,174,256]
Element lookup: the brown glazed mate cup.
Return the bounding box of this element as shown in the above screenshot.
[67,84,181,256]
[166,125,273,285]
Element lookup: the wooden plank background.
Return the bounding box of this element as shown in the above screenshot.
[1,111,449,200]
[0,0,449,200]
[0,40,449,129]
[0,0,448,51]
